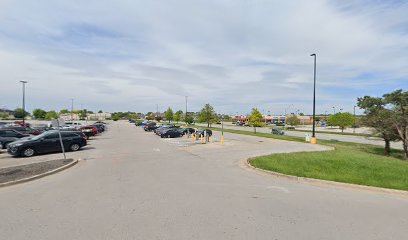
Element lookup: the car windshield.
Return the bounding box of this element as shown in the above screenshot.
[30,132,49,140]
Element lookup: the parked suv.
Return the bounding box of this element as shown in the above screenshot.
[7,131,87,157]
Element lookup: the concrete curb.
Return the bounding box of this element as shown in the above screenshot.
[245,158,408,197]
[0,159,78,188]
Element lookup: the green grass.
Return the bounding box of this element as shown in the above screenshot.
[207,126,408,191]
[286,128,370,137]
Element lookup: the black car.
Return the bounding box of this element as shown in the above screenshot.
[179,127,195,135]
[144,122,157,131]
[155,125,178,135]
[7,131,87,157]
[160,129,183,138]
[0,129,30,138]
[195,129,212,137]
[0,136,19,149]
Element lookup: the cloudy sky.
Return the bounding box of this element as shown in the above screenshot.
[0,0,407,115]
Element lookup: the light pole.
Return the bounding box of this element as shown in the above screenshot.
[310,53,317,144]
[284,104,294,116]
[332,106,335,115]
[353,105,356,133]
[70,98,74,121]
[185,96,188,126]
[20,81,28,125]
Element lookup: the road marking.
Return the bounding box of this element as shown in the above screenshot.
[153,148,161,152]
[267,186,290,193]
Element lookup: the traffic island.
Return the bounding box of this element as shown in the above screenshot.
[0,158,77,187]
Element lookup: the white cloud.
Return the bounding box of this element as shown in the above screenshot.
[0,0,407,114]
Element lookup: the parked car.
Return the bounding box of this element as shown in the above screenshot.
[155,125,178,135]
[195,129,213,137]
[144,122,157,131]
[3,126,43,135]
[0,129,31,138]
[13,121,31,128]
[79,126,98,139]
[92,123,105,133]
[160,129,183,138]
[179,128,195,135]
[63,122,82,129]
[271,128,284,135]
[7,131,87,157]
[0,136,19,149]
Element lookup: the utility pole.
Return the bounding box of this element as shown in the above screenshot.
[185,96,188,126]
[20,81,28,125]
[71,98,74,121]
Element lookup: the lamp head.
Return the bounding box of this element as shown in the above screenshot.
[310,53,316,57]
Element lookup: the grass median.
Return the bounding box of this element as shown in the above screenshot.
[206,126,408,191]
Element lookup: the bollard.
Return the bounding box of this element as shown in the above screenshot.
[221,136,225,145]
[311,137,317,144]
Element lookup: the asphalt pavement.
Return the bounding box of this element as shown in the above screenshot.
[0,121,407,240]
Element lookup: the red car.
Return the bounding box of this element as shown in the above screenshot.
[79,126,98,139]
[3,126,43,135]
[13,121,32,128]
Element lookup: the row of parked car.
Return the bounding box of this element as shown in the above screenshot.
[0,121,107,157]
[133,120,212,139]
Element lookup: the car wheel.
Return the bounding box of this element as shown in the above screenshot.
[22,148,35,157]
[167,135,170,138]
[70,143,81,151]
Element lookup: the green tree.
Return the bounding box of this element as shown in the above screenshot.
[164,107,174,123]
[80,109,87,119]
[32,108,47,119]
[59,109,69,114]
[249,108,263,133]
[383,89,408,159]
[98,110,103,113]
[112,115,120,121]
[44,111,59,120]
[327,112,354,132]
[183,115,194,125]
[155,115,162,122]
[0,113,8,119]
[174,110,183,123]
[146,112,155,121]
[358,96,400,156]
[198,104,216,127]
[286,114,301,126]
[13,108,29,119]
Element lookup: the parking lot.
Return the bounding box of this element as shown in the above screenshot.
[1,121,407,240]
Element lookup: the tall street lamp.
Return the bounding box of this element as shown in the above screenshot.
[71,98,74,121]
[310,53,317,144]
[20,81,28,125]
[185,96,188,126]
